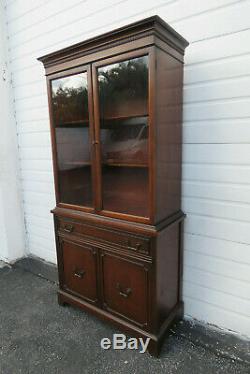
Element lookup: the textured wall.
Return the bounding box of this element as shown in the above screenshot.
[0,2,25,262]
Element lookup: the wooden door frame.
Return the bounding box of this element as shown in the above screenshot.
[91,46,155,224]
[46,64,96,214]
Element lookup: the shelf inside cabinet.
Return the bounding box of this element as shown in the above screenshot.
[102,166,149,217]
[100,115,148,129]
[63,161,91,168]
[55,119,89,128]
[103,162,148,168]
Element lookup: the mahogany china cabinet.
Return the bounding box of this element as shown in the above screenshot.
[38,16,188,356]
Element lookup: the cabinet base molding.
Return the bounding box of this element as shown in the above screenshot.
[58,289,183,356]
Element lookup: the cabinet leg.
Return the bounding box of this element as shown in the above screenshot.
[58,293,68,307]
[147,339,160,357]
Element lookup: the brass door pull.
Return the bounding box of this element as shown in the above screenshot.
[127,240,142,251]
[135,242,142,250]
[63,224,74,233]
[116,282,132,298]
[74,269,85,279]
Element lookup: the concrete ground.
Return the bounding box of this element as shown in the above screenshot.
[0,259,249,374]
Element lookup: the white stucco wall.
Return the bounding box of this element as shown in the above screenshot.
[0,3,25,262]
[2,0,250,337]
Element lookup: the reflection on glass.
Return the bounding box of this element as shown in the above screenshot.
[51,73,92,207]
[52,74,89,126]
[101,117,148,166]
[98,56,148,118]
[98,56,149,217]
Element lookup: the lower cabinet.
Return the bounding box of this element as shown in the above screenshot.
[55,214,184,356]
[101,251,150,328]
[60,239,98,304]
[58,236,151,328]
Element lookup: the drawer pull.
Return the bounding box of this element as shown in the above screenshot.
[127,240,132,247]
[126,240,142,251]
[74,268,85,279]
[135,242,142,250]
[63,224,74,233]
[116,282,132,298]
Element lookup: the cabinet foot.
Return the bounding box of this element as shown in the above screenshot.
[147,339,160,357]
[58,293,69,307]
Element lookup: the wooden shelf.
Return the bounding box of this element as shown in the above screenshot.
[63,161,91,168]
[103,161,148,168]
[55,119,89,128]
[100,114,148,128]
[101,114,148,121]
[55,114,148,128]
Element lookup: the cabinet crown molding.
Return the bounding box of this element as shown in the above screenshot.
[38,15,189,69]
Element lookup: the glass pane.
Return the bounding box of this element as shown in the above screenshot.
[98,56,149,217]
[51,73,92,207]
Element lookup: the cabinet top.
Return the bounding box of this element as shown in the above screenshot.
[38,15,189,69]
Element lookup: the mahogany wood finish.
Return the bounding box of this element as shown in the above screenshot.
[38,15,188,356]
[101,251,150,327]
[60,239,98,304]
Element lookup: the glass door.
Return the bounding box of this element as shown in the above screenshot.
[50,68,94,208]
[94,54,150,218]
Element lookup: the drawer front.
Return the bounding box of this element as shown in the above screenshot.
[60,239,98,304]
[101,251,150,327]
[58,218,150,255]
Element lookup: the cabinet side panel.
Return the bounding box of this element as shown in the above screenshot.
[155,48,184,222]
[156,222,180,328]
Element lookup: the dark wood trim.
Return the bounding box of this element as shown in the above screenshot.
[46,78,60,204]
[91,47,152,223]
[154,36,185,64]
[58,288,157,337]
[57,203,94,214]
[58,289,183,357]
[156,210,186,231]
[52,207,185,235]
[47,64,95,211]
[54,217,64,288]
[38,16,188,69]
[87,64,97,211]
[148,301,184,356]
[178,221,184,303]
[52,206,157,236]
[98,210,150,224]
[60,238,99,305]
[46,64,91,80]
[58,233,151,263]
[91,46,151,68]
[148,47,156,224]
[44,37,156,76]
[91,60,103,211]
[100,250,151,329]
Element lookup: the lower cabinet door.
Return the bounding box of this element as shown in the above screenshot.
[101,251,150,328]
[60,239,98,304]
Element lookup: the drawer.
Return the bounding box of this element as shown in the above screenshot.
[58,218,150,255]
[101,251,150,327]
[60,239,98,304]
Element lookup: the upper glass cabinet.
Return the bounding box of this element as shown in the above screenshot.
[96,55,149,217]
[51,72,93,207]
[49,55,150,219]
[40,16,188,225]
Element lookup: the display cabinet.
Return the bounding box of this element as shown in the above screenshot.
[38,15,188,356]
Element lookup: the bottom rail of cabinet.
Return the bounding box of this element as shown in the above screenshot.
[57,289,183,357]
